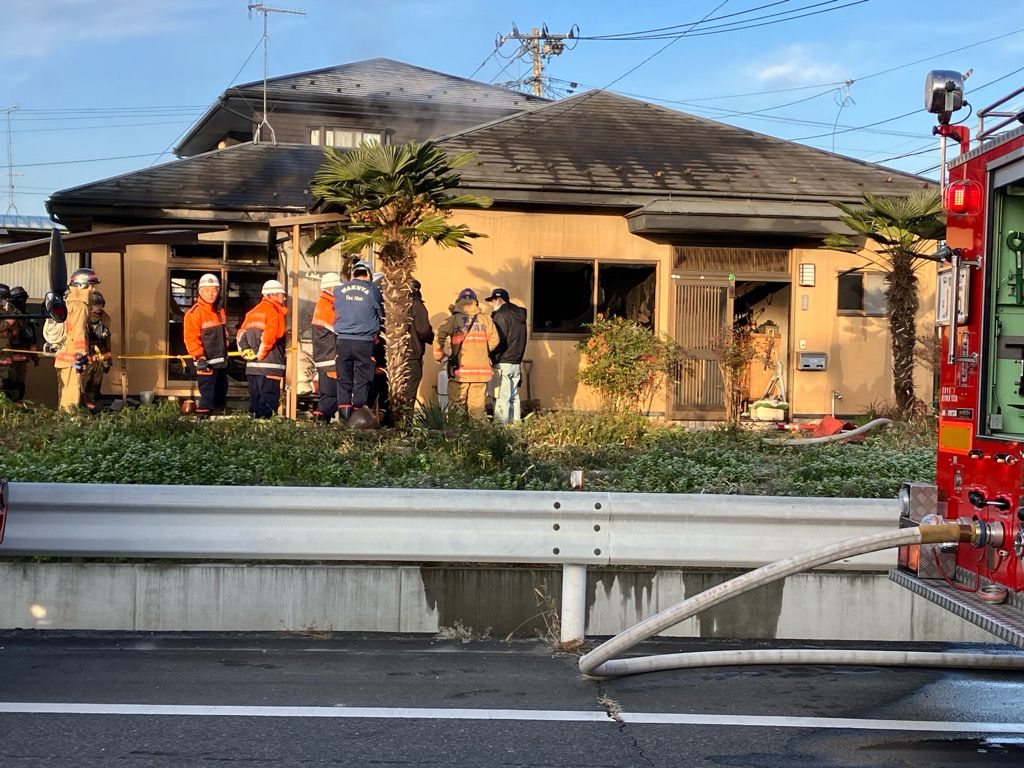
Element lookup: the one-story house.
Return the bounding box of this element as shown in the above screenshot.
[25,58,935,419]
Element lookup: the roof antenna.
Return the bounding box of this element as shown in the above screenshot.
[3,105,20,216]
[248,4,306,145]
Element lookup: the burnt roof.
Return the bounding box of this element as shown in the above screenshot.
[438,90,933,204]
[231,58,546,109]
[49,89,936,227]
[176,58,547,156]
[49,143,324,221]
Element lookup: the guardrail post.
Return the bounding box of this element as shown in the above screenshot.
[560,563,587,645]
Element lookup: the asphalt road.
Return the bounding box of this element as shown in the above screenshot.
[1,631,1022,767]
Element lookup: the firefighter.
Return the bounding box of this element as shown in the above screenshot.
[237,279,288,418]
[433,288,500,419]
[0,284,15,398]
[183,273,229,418]
[3,286,37,402]
[333,260,382,424]
[311,272,341,422]
[54,268,100,412]
[82,290,113,412]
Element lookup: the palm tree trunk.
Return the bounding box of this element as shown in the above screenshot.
[378,241,416,427]
[888,254,919,417]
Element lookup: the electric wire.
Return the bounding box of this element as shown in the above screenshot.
[578,0,865,41]
[579,0,797,39]
[147,35,265,167]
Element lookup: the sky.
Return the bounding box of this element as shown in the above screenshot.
[2,0,1024,219]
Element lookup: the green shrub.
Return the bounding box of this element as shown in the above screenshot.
[575,316,683,413]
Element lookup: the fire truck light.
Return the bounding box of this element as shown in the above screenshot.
[944,179,983,216]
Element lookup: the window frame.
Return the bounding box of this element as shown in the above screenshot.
[836,269,888,317]
[530,257,658,338]
[308,126,385,149]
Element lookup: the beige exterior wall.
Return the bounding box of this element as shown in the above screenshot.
[77,209,935,419]
[414,209,673,411]
[789,246,936,417]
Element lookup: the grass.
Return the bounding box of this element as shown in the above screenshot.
[0,398,937,498]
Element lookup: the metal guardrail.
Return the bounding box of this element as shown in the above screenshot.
[0,483,898,570]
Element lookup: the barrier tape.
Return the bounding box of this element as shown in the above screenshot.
[2,347,298,362]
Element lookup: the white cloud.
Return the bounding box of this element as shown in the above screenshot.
[0,0,216,60]
[750,45,845,85]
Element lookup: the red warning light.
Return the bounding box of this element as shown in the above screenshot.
[943,179,983,216]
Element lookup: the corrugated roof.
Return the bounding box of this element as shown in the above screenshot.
[438,90,933,203]
[0,215,64,232]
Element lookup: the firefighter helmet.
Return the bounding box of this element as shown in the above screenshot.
[261,279,286,296]
[320,272,342,291]
[69,268,100,288]
[9,286,28,309]
[198,273,220,289]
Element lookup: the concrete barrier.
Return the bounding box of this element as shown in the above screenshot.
[0,562,998,643]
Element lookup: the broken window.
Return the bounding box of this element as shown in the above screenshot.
[532,259,656,334]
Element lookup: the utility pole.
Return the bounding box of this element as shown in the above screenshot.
[498,24,575,97]
[247,3,306,144]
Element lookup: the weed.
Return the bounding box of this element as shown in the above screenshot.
[435,620,491,643]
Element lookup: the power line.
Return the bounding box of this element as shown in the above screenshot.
[12,152,166,169]
[578,0,868,41]
[12,119,195,134]
[579,0,796,39]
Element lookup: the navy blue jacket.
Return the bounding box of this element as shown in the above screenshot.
[333,279,383,340]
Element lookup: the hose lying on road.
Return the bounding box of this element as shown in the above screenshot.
[764,418,893,446]
[578,522,1024,677]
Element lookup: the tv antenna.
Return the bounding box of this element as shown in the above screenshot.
[3,105,20,216]
[248,3,306,144]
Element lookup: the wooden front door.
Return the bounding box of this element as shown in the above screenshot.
[670,279,733,418]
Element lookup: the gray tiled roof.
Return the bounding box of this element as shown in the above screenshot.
[49,90,935,219]
[439,90,933,203]
[231,58,547,111]
[50,143,324,212]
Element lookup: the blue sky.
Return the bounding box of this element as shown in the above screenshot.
[2,0,1023,218]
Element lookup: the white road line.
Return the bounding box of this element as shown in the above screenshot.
[1,703,1023,732]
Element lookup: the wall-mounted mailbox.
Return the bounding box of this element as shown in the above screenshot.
[798,352,827,371]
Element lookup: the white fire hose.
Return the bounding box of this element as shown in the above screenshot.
[578,522,1024,677]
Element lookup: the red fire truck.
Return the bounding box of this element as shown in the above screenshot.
[894,71,1024,646]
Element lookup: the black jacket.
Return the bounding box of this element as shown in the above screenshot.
[490,302,527,364]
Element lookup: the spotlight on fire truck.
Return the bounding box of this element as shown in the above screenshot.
[924,70,966,124]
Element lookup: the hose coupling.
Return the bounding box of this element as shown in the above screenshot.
[962,516,1006,548]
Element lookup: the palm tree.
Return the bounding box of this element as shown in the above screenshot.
[824,190,946,417]
[307,140,492,425]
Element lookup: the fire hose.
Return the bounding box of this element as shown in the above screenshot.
[578,522,1024,677]
[765,418,894,446]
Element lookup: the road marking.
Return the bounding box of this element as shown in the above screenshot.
[1,703,1023,732]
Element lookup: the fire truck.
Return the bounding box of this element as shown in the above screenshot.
[894,71,1024,647]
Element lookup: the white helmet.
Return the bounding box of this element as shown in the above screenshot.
[320,272,342,291]
[261,279,286,296]
[198,273,220,289]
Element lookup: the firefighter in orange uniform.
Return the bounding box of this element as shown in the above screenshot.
[311,272,341,421]
[236,279,288,418]
[183,273,229,418]
[54,268,100,412]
